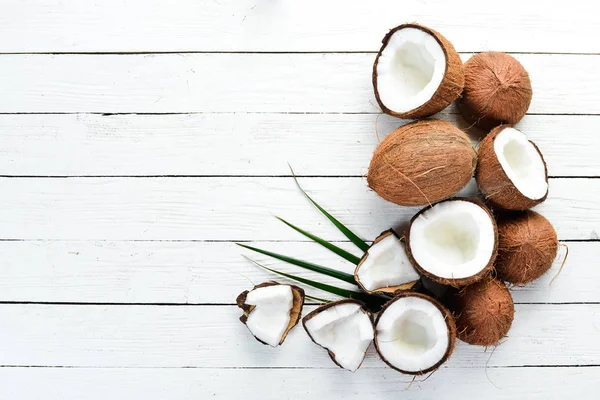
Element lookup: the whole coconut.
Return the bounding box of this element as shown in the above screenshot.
[450,278,514,346]
[367,119,477,206]
[459,52,532,130]
[495,210,558,285]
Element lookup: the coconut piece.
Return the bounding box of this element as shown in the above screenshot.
[459,52,532,130]
[495,210,558,284]
[476,125,548,210]
[406,198,497,287]
[367,119,476,206]
[373,24,464,119]
[237,282,304,347]
[303,299,374,372]
[375,292,456,375]
[449,278,514,346]
[354,230,420,295]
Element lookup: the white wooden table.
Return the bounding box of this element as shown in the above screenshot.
[0,1,598,398]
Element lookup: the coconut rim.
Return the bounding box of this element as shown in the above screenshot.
[372,23,452,118]
[406,198,498,287]
[374,291,456,375]
[355,229,420,294]
[302,299,375,371]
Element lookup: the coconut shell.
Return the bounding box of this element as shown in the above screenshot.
[374,292,456,375]
[236,281,305,346]
[449,278,514,346]
[459,52,532,130]
[406,198,498,287]
[302,299,374,371]
[476,125,548,210]
[355,229,419,295]
[495,210,558,285]
[367,120,477,206]
[373,24,464,119]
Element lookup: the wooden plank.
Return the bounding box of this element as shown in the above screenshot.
[0,177,595,241]
[0,304,597,368]
[0,0,597,53]
[0,54,598,113]
[0,113,595,177]
[0,366,596,399]
[0,240,577,304]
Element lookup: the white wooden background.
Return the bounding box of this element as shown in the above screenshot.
[0,0,599,398]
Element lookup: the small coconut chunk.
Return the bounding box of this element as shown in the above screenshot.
[303,300,374,372]
[375,293,455,374]
[355,230,420,293]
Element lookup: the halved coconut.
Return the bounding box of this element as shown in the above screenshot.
[375,292,456,375]
[355,230,420,295]
[303,299,374,372]
[406,198,498,287]
[237,282,304,347]
[373,24,464,119]
[476,125,548,210]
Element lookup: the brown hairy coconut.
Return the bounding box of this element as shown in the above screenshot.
[476,125,548,210]
[450,278,514,346]
[495,210,558,285]
[459,52,532,130]
[374,292,456,375]
[367,120,476,206]
[373,23,464,119]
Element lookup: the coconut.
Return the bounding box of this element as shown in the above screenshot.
[367,119,476,206]
[354,230,420,295]
[236,282,304,347]
[449,278,514,346]
[459,52,532,130]
[303,299,374,372]
[373,24,464,119]
[406,198,498,287]
[375,292,456,375]
[495,210,558,285]
[476,125,548,210]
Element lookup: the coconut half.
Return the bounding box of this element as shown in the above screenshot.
[407,198,498,287]
[303,300,374,372]
[237,282,304,347]
[355,230,420,295]
[375,292,456,375]
[373,24,464,119]
[477,125,548,210]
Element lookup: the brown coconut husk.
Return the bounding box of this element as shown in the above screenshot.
[367,120,477,206]
[495,210,558,285]
[374,292,457,375]
[405,198,498,287]
[354,229,419,295]
[458,52,532,130]
[236,281,305,346]
[449,278,514,346]
[476,125,548,210]
[302,299,374,371]
[373,23,464,119]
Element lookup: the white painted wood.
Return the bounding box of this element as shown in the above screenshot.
[0,304,597,368]
[0,54,598,113]
[0,0,597,53]
[0,240,577,304]
[0,113,594,177]
[0,177,595,240]
[0,366,596,399]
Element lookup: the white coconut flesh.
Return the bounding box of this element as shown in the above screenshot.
[493,127,548,200]
[410,200,495,279]
[357,234,420,291]
[245,285,294,347]
[376,296,449,373]
[304,302,374,372]
[376,27,446,113]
